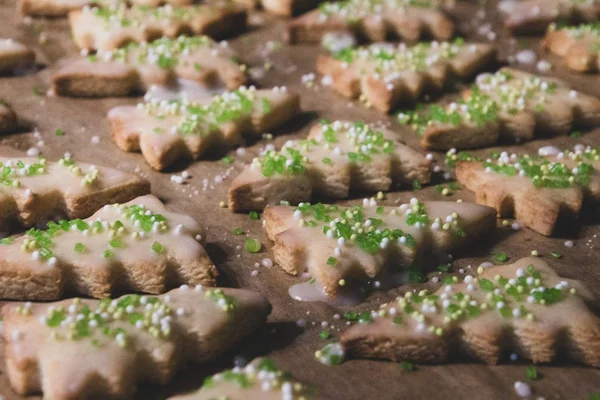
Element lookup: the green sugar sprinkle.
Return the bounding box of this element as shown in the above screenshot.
[151,241,164,254]
[525,366,539,381]
[244,238,262,253]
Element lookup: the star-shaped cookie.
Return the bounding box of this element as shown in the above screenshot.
[0,194,216,300]
[0,102,18,134]
[544,23,600,72]
[263,198,496,301]
[0,38,35,75]
[3,286,271,399]
[228,120,431,212]
[398,68,600,150]
[500,0,600,34]
[455,146,600,236]
[69,3,247,51]
[108,86,301,171]
[53,36,247,97]
[317,40,495,112]
[286,0,455,44]
[169,357,314,400]
[342,257,600,366]
[0,155,150,228]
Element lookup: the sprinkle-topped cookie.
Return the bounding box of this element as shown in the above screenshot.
[2,286,270,399]
[0,194,216,300]
[0,38,35,75]
[341,257,600,366]
[0,155,149,228]
[108,86,300,171]
[53,36,246,97]
[544,23,600,72]
[0,101,17,134]
[455,146,600,236]
[228,120,431,212]
[398,68,600,150]
[69,3,247,51]
[169,357,313,400]
[263,198,496,302]
[286,0,454,44]
[317,39,495,112]
[18,0,195,17]
[500,0,600,34]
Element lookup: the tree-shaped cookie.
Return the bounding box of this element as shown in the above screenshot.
[0,194,217,300]
[0,155,150,227]
[398,68,600,150]
[286,0,454,44]
[0,102,18,134]
[3,286,270,399]
[455,146,600,236]
[263,199,496,301]
[228,120,431,212]
[52,36,247,97]
[317,39,495,113]
[543,23,600,73]
[69,3,247,51]
[0,38,35,75]
[169,358,314,400]
[108,86,301,171]
[18,0,195,17]
[500,0,600,34]
[341,257,600,366]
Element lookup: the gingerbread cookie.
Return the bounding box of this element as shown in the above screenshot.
[52,36,246,97]
[398,68,600,150]
[342,257,600,366]
[455,146,600,236]
[169,357,313,400]
[69,3,247,51]
[3,286,270,399]
[316,39,495,112]
[0,194,217,300]
[0,155,150,228]
[0,101,18,134]
[18,0,194,17]
[228,120,431,212]
[286,0,455,44]
[263,199,496,302]
[544,23,600,73]
[108,86,300,171]
[0,39,35,75]
[500,0,600,34]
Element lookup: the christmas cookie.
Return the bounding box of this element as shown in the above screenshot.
[500,0,600,34]
[52,36,246,97]
[455,146,600,236]
[398,68,600,150]
[0,101,18,134]
[69,3,247,51]
[0,155,150,228]
[286,0,454,44]
[18,0,195,17]
[316,39,496,112]
[0,39,35,75]
[263,199,496,302]
[3,286,270,399]
[0,194,216,300]
[228,120,431,212]
[108,86,300,171]
[543,23,600,73]
[341,257,600,366]
[169,358,313,400]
